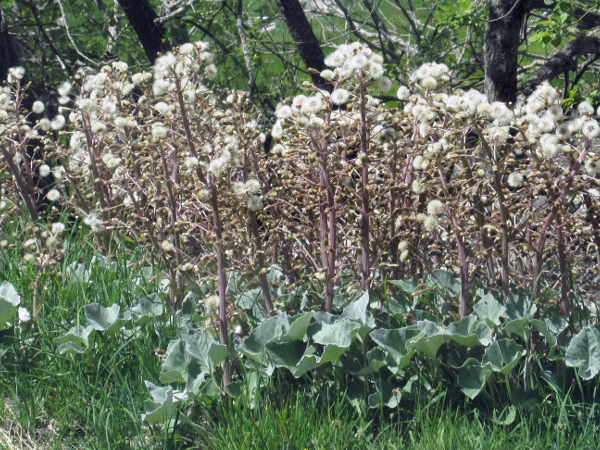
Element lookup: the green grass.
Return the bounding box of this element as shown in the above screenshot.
[1,234,599,449]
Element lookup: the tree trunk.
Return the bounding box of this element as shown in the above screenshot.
[0,4,20,81]
[484,0,529,103]
[276,0,330,91]
[116,0,171,64]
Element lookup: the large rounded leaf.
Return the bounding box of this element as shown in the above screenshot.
[565,326,600,380]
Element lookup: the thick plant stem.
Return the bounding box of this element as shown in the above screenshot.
[532,145,589,302]
[210,184,230,386]
[473,123,510,303]
[556,215,570,320]
[359,77,371,293]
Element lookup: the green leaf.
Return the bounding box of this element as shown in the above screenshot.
[142,381,186,424]
[368,381,402,408]
[388,279,417,293]
[54,325,96,354]
[506,293,536,320]
[409,320,451,359]
[130,294,164,325]
[85,303,129,332]
[185,329,228,373]
[370,327,420,372]
[266,339,308,369]
[565,326,600,380]
[426,270,461,296]
[482,339,526,375]
[311,319,361,347]
[238,313,290,363]
[457,363,492,399]
[448,346,486,369]
[160,339,189,384]
[341,291,375,339]
[473,294,505,327]
[446,315,493,347]
[292,344,347,377]
[286,312,314,341]
[0,281,20,329]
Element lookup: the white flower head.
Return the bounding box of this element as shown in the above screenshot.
[507,171,524,188]
[32,101,45,114]
[331,88,350,105]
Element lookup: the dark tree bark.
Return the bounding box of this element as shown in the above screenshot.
[276,0,330,91]
[116,0,172,64]
[521,36,600,97]
[484,0,530,103]
[0,4,21,81]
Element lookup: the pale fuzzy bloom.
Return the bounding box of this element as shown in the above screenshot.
[320,69,335,81]
[208,157,227,177]
[308,116,325,129]
[490,126,509,143]
[555,123,571,140]
[415,213,427,222]
[292,95,307,110]
[507,171,524,188]
[32,101,45,114]
[46,236,58,247]
[232,181,245,196]
[584,159,599,175]
[568,117,586,133]
[112,61,128,72]
[154,102,170,115]
[398,240,409,251]
[23,253,35,262]
[114,116,136,128]
[489,102,512,125]
[418,123,431,138]
[101,153,121,169]
[540,143,559,158]
[101,100,117,115]
[301,96,323,114]
[8,67,25,82]
[23,239,37,250]
[367,63,384,80]
[547,104,563,120]
[423,215,440,230]
[38,164,51,178]
[581,120,600,139]
[426,199,444,216]
[578,101,595,116]
[412,179,426,194]
[399,250,409,262]
[537,115,555,133]
[92,121,107,133]
[245,179,261,195]
[247,195,263,211]
[18,307,30,323]
[275,105,293,120]
[46,189,61,201]
[378,76,392,92]
[412,155,429,170]
[0,201,6,210]
[151,125,168,142]
[532,82,558,104]
[348,54,369,71]
[84,212,104,232]
[331,88,350,105]
[421,76,437,90]
[204,64,217,79]
[68,112,80,123]
[411,104,429,121]
[397,86,410,101]
[131,72,152,85]
[179,43,194,55]
[194,41,210,51]
[57,81,72,97]
[366,95,380,107]
[58,96,70,105]
[204,295,219,312]
[51,115,66,130]
[184,156,199,168]
[160,240,174,252]
[52,166,65,181]
[52,222,65,234]
[272,143,286,155]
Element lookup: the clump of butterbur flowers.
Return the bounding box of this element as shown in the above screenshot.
[1,40,599,387]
